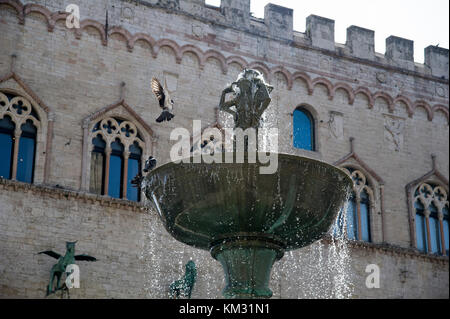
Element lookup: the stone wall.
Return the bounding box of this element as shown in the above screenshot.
[1,179,448,299]
[0,0,448,298]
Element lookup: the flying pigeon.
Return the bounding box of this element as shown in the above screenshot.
[151,77,175,123]
[143,156,157,173]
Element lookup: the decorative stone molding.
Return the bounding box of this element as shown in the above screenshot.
[0,0,447,124]
[0,177,145,213]
[414,183,448,215]
[321,235,448,265]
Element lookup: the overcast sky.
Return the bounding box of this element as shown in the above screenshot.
[205,0,449,63]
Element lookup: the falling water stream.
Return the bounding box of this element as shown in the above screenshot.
[139,192,354,299]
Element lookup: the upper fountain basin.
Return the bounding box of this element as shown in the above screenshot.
[144,153,352,252]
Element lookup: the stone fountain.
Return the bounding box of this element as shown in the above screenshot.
[143,69,352,299]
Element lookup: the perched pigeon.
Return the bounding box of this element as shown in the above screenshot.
[190,136,215,153]
[143,156,157,173]
[151,77,175,123]
[131,172,144,188]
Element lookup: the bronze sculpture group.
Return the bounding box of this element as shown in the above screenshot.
[39,69,274,299]
[219,69,273,130]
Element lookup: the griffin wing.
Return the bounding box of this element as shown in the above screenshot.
[151,78,166,109]
[75,254,97,262]
[38,250,61,259]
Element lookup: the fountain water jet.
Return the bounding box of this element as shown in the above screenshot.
[143,69,353,299]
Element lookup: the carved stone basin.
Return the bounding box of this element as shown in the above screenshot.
[144,153,352,299]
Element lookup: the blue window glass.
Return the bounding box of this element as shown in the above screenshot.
[90,135,106,195]
[293,108,314,151]
[0,116,15,179]
[92,134,106,150]
[346,197,358,240]
[415,214,427,253]
[415,200,427,253]
[429,203,441,254]
[16,120,37,183]
[443,206,449,256]
[442,206,449,256]
[127,158,140,201]
[444,220,449,256]
[126,142,142,202]
[360,190,371,242]
[108,139,124,199]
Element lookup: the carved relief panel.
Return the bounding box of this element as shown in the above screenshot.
[384,114,405,152]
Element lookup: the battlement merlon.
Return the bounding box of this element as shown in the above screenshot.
[222,0,251,28]
[306,15,335,51]
[385,36,415,71]
[346,26,375,60]
[425,46,449,79]
[264,4,293,41]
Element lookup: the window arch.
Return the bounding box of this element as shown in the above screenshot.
[89,117,145,201]
[293,107,315,151]
[333,167,374,242]
[413,183,449,256]
[0,92,39,183]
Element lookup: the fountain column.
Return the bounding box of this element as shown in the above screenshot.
[210,235,284,299]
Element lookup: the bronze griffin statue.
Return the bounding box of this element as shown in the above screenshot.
[38,241,96,296]
[169,260,197,299]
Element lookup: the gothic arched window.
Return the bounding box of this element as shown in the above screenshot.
[0,93,39,183]
[334,167,373,242]
[89,117,145,201]
[293,107,315,151]
[413,183,449,256]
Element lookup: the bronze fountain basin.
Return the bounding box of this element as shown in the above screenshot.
[144,153,352,299]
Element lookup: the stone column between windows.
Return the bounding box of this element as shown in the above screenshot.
[122,151,130,199]
[407,189,417,249]
[424,209,432,253]
[103,146,112,196]
[370,201,376,242]
[11,130,21,180]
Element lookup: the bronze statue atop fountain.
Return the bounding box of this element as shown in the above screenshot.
[219,69,274,130]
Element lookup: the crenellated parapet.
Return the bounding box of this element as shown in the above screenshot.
[177,0,449,80]
[0,0,448,81]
